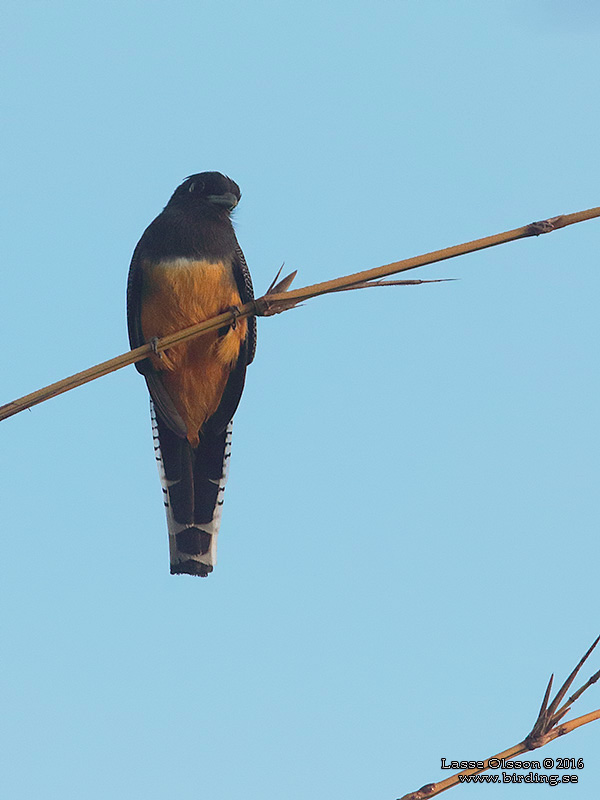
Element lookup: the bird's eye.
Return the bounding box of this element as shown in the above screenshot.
[188,180,204,193]
[188,182,195,193]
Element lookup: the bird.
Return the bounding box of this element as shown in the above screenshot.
[127,172,256,576]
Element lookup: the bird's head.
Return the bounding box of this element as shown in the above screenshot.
[167,172,241,213]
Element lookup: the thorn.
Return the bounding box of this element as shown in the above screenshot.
[272,269,298,294]
[327,277,458,293]
[266,263,284,294]
[542,675,554,712]
[371,278,458,286]
[266,265,298,295]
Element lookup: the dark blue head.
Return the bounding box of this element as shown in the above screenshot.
[167,172,241,212]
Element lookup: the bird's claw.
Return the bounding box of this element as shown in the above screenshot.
[149,336,162,359]
[228,305,241,329]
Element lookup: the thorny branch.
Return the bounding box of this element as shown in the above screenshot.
[398,637,600,799]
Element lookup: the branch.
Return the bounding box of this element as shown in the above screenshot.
[254,206,600,314]
[0,206,598,423]
[398,636,600,799]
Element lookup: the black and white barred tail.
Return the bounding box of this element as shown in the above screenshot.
[150,401,232,576]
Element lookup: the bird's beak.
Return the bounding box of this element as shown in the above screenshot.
[207,192,238,210]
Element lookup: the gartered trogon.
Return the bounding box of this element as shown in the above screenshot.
[127,172,256,576]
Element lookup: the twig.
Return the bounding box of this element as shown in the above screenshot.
[0,206,598,423]
[397,637,600,799]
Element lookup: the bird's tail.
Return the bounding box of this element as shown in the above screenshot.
[150,400,232,576]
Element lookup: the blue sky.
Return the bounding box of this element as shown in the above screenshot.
[2,2,599,798]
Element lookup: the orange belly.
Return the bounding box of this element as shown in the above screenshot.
[140,257,247,445]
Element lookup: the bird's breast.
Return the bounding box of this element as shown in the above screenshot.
[140,257,248,443]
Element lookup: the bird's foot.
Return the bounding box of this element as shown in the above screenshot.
[228,305,241,330]
[149,336,163,359]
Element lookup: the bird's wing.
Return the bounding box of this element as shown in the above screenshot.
[203,245,257,436]
[126,247,188,438]
[233,245,257,364]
